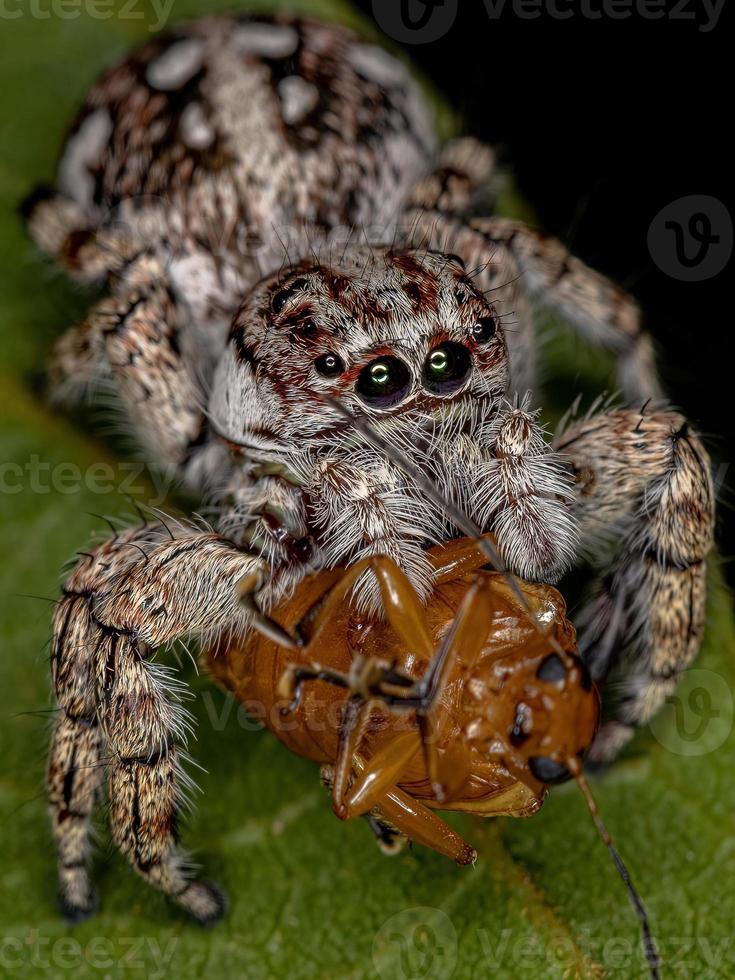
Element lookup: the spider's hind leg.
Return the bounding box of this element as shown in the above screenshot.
[408,136,495,218]
[22,189,96,277]
[48,258,210,486]
[554,407,715,762]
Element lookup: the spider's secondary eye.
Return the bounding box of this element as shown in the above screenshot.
[356,356,412,408]
[272,278,308,315]
[471,316,497,343]
[422,342,471,394]
[314,352,345,377]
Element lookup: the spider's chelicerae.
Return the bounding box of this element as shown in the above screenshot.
[26,14,714,924]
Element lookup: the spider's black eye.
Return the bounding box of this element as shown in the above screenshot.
[356,356,412,408]
[314,352,345,377]
[272,278,308,314]
[422,342,471,394]
[471,316,497,344]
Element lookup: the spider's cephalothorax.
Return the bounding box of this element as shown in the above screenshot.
[209,245,576,617]
[29,15,714,926]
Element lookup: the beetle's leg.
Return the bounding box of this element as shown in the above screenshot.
[321,765,473,865]
[321,765,409,857]
[428,532,500,583]
[404,208,662,403]
[554,408,714,762]
[48,521,266,922]
[369,783,476,866]
[275,554,435,815]
[277,558,501,809]
[346,576,500,809]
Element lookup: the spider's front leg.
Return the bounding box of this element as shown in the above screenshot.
[554,408,715,762]
[48,520,280,923]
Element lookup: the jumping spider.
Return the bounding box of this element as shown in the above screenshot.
[25,14,714,924]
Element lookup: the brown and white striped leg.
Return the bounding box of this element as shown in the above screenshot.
[48,522,265,921]
[22,189,99,279]
[408,137,495,218]
[47,526,160,921]
[47,692,105,920]
[49,268,209,484]
[403,210,661,403]
[470,217,661,403]
[100,630,226,924]
[554,408,715,762]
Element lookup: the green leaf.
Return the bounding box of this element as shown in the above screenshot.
[1,4,733,978]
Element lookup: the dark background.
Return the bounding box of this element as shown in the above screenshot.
[357,0,732,576]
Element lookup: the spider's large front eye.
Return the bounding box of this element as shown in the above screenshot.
[314,352,345,377]
[422,342,471,394]
[355,356,412,408]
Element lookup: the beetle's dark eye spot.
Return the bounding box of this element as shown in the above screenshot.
[356,356,412,408]
[314,352,345,377]
[471,316,497,343]
[422,342,471,394]
[537,652,593,691]
[536,653,567,683]
[529,756,572,784]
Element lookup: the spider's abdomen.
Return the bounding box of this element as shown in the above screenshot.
[55,15,435,246]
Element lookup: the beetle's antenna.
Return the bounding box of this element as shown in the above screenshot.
[568,757,660,980]
[322,395,573,663]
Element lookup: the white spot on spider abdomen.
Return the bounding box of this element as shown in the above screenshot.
[232,23,299,58]
[58,108,113,204]
[347,44,408,87]
[146,39,204,90]
[277,76,319,124]
[179,102,216,149]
